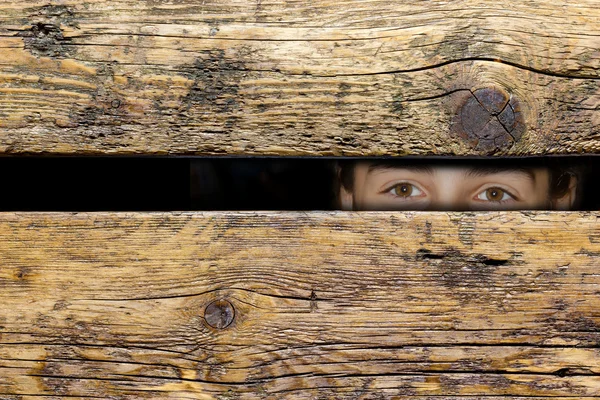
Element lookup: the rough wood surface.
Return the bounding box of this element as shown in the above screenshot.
[0,211,599,398]
[0,1,598,155]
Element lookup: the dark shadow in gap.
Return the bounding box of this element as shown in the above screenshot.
[0,156,596,211]
[0,157,190,211]
[190,158,336,211]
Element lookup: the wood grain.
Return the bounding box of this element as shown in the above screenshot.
[0,211,599,398]
[0,1,598,155]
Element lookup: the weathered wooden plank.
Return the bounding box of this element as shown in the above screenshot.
[0,1,598,155]
[0,211,599,398]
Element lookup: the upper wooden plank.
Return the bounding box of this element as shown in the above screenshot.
[0,0,598,155]
[1,211,600,398]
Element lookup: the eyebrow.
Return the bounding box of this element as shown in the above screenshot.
[366,163,536,183]
[465,167,536,183]
[367,163,433,174]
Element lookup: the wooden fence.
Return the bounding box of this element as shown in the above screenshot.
[0,0,599,398]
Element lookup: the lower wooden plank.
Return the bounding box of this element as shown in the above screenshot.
[0,212,599,398]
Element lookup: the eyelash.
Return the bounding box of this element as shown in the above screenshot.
[380,182,426,199]
[380,183,519,203]
[473,186,519,203]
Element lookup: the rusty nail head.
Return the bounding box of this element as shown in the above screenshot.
[205,299,235,329]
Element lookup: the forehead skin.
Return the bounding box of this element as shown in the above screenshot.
[351,162,551,211]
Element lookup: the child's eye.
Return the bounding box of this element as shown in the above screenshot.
[387,183,423,198]
[475,187,515,202]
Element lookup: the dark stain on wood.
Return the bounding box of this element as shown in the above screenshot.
[16,22,72,58]
[391,92,404,115]
[38,360,69,396]
[32,4,78,27]
[416,247,514,305]
[309,289,318,312]
[439,372,513,393]
[53,300,69,311]
[564,313,600,332]
[182,49,246,129]
[68,106,125,138]
[15,266,30,281]
[16,5,78,58]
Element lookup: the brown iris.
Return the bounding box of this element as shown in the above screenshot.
[485,187,505,201]
[392,183,413,197]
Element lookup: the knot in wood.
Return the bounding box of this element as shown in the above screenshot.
[451,87,525,152]
[204,299,235,329]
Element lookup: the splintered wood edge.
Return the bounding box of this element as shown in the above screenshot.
[0,211,599,398]
[0,0,598,155]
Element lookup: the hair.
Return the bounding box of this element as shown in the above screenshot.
[334,158,585,210]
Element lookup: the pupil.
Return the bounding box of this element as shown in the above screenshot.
[401,185,408,193]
